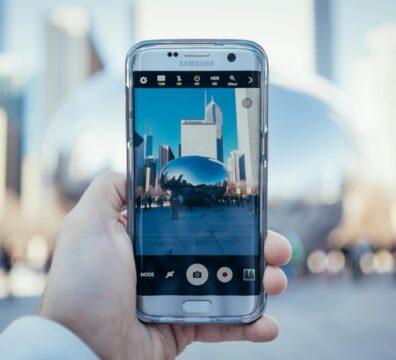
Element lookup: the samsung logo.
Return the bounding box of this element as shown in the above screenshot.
[179,60,215,67]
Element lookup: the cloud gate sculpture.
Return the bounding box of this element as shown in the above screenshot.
[160,156,228,201]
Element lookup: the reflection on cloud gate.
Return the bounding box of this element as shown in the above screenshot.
[160,156,228,198]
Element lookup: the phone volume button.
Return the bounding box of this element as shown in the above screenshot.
[261,134,266,158]
[263,158,268,168]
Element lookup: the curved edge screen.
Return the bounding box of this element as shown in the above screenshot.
[133,71,261,295]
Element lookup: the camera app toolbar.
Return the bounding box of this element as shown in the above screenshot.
[133,71,260,88]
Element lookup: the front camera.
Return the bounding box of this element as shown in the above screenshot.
[227,53,236,62]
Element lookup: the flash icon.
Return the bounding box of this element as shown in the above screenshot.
[166,271,175,279]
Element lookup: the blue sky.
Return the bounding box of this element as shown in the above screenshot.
[134,88,237,162]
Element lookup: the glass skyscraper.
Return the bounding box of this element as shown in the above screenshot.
[235,88,260,188]
[159,145,175,170]
[205,96,224,162]
[144,133,153,159]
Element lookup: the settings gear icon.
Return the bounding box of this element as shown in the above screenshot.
[139,76,148,85]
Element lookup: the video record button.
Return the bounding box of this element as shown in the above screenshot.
[217,267,233,283]
[186,264,208,286]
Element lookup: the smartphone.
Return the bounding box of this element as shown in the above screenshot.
[126,39,268,323]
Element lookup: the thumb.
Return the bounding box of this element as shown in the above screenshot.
[68,171,127,224]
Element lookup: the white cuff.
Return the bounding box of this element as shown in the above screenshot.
[0,316,98,359]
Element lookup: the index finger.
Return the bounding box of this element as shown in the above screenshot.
[264,230,292,266]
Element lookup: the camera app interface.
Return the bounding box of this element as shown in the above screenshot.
[133,71,262,295]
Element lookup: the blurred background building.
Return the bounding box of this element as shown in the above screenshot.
[0,0,4,52]
[45,7,103,122]
[0,0,396,358]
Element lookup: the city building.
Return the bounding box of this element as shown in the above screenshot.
[314,0,333,80]
[205,96,224,162]
[144,156,156,192]
[0,55,26,196]
[134,132,145,188]
[159,145,175,170]
[227,150,246,185]
[181,96,223,161]
[0,0,3,51]
[181,120,217,159]
[0,109,6,217]
[0,55,44,222]
[143,132,153,159]
[46,7,103,123]
[235,88,260,187]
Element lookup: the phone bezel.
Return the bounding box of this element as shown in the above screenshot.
[126,39,268,324]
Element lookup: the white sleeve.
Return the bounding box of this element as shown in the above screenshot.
[0,316,99,359]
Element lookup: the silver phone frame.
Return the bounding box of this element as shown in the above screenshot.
[125,39,268,324]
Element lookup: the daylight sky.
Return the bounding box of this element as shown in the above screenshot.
[3,0,395,201]
[134,88,237,162]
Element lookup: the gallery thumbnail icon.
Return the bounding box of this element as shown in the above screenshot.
[243,269,255,281]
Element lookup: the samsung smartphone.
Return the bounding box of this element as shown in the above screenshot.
[126,39,268,323]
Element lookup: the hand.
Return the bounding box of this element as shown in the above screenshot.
[38,172,291,359]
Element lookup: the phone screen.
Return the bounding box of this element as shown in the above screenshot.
[133,71,262,296]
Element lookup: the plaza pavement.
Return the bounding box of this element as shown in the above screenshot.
[135,205,259,255]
